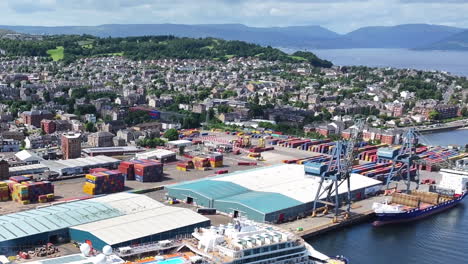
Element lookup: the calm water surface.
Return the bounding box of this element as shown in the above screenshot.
[310,203,467,264]
[419,129,468,147]
[309,129,468,264]
[308,48,468,77]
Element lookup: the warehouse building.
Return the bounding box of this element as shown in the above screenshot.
[134,149,177,162]
[0,193,210,255]
[9,163,48,176]
[40,155,120,176]
[166,164,382,223]
[15,150,44,163]
[70,202,210,249]
[166,140,192,148]
[82,146,145,157]
[0,197,123,254]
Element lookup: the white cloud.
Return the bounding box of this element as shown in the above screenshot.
[0,0,467,32]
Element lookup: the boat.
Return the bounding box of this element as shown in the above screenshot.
[125,218,348,264]
[372,169,468,226]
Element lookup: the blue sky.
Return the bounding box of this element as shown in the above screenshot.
[1,0,468,33]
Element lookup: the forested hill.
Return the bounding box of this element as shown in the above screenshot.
[0,35,333,67]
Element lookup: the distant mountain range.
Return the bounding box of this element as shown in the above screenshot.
[1,23,467,51]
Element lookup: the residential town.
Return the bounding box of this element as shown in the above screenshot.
[0,55,466,159]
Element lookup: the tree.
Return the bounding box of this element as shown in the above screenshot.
[124,110,151,126]
[137,138,166,148]
[428,110,440,120]
[258,122,276,130]
[84,122,96,132]
[164,128,179,141]
[43,91,51,102]
[461,107,468,117]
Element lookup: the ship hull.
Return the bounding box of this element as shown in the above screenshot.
[373,192,467,226]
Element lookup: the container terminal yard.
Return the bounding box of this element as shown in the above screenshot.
[0,128,466,263]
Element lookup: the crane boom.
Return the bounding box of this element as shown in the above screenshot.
[311,119,365,221]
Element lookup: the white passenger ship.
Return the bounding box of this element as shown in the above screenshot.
[185,219,348,264]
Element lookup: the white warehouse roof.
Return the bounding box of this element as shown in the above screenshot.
[91,192,165,214]
[135,149,176,160]
[71,202,209,246]
[15,150,44,162]
[213,164,382,203]
[40,155,120,173]
[166,140,192,147]
[9,163,48,173]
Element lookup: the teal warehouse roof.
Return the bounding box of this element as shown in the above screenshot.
[0,199,123,242]
[167,179,250,200]
[216,191,303,214]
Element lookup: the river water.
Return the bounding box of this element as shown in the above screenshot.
[309,128,468,263]
[309,48,468,77]
[310,204,467,264]
[419,129,468,147]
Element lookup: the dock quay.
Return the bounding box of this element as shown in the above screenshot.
[415,119,468,134]
[278,175,436,239]
[278,196,384,239]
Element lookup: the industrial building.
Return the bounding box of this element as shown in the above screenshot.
[62,133,82,160]
[82,146,144,157]
[15,150,44,163]
[70,199,210,249]
[0,196,122,254]
[166,164,382,223]
[0,160,8,180]
[0,193,210,254]
[40,155,120,176]
[134,149,177,162]
[166,140,192,148]
[9,163,49,176]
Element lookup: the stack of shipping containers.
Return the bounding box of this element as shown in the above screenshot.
[117,160,164,182]
[209,153,223,168]
[83,170,125,195]
[118,161,135,180]
[134,160,163,182]
[0,181,9,201]
[176,160,194,171]
[193,157,210,170]
[8,176,54,204]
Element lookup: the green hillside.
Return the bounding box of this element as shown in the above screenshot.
[0,35,332,67]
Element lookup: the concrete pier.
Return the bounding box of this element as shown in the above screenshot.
[278,196,384,239]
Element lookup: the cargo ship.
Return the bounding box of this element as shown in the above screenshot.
[123,219,348,264]
[372,169,468,226]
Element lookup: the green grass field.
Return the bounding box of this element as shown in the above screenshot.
[78,39,94,49]
[47,46,64,61]
[289,55,307,61]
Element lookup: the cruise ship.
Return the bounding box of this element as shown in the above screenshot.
[372,169,468,226]
[124,219,348,264]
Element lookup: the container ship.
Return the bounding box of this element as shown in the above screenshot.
[372,169,468,226]
[122,219,349,264]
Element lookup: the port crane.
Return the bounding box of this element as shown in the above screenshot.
[385,128,420,193]
[311,120,364,222]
